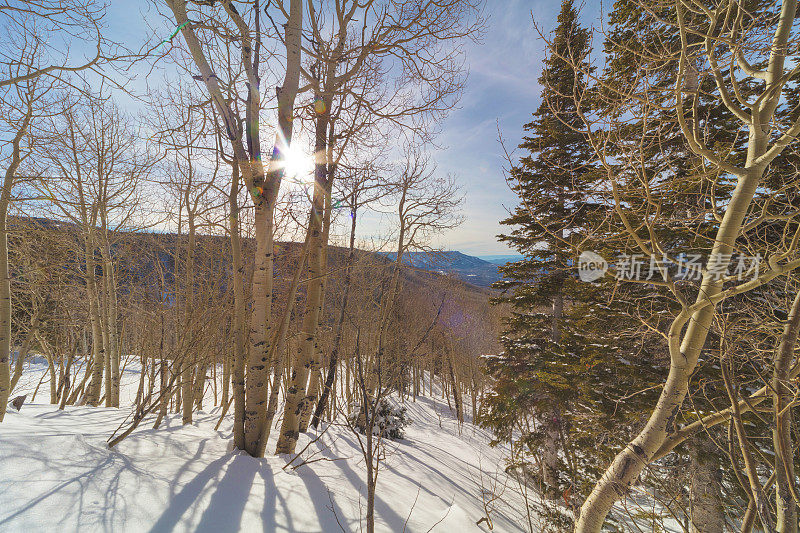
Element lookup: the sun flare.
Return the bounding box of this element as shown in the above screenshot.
[281,144,314,184]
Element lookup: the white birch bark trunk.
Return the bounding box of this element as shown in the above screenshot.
[298,178,334,431]
[229,163,247,449]
[0,160,15,422]
[275,77,332,453]
[276,176,327,454]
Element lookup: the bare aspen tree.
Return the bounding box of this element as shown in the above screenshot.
[161,0,304,457]
[38,103,104,406]
[35,97,147,407]
[380,150,463,338]
[310,166,386,429]
[0,75,37,419]
[0,0,113,420]
[227,160,247,445]
[0,1,113,89]
[150,85,219,423]
[560,1,800,529]
[275,0,479,455]
[347,331,387,533]
[7,219,74,403]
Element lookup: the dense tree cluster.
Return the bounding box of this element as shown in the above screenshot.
[485,0,800,531]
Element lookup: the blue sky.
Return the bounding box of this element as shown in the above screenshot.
[428,0,603,254]
[103,0,604,256]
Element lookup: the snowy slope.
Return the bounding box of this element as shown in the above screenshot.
[0,359,532,532]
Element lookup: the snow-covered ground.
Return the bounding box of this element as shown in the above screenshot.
[0,358,533,532]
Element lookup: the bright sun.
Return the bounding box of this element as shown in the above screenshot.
[281,144,314,185]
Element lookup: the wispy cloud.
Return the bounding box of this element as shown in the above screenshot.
[435,0,602,255]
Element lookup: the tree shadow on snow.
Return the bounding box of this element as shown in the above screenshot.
[302,430,409,530]
[148,453,259,533]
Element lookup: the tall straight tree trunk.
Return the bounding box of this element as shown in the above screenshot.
[102,307,111,406]
[275,83,333,453]
[688,437,724,533]
[0,183,12,421]
[180,358,194,423]
[153,254,170,429]
[222,332,231,407]
[59,346,74,410]
[346,349,352,406]
[84,233,106,407]
[241,0,304,458]
[276,175,328,453]
[239,0,273,452]
[153,356,169,429]
[99,238,111,408]
[194,360,207,410]
[467,360,477,418]
[446,348,463,423]
[0,103,31,422]
[100,242,119,407]
[773,291,800,533]
[546,225,564,497]
[181,211,196,425]
[260,234,309,454]
[243,198,272,449]
[299,171,335,432]
[147,348,156,402]
[105,249,121,407]
[229,163,247,449]
[98,213,120,408]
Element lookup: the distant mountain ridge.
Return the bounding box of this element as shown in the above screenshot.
[382,250,502,287]
[478,254,524,265]
[11,215,505,289]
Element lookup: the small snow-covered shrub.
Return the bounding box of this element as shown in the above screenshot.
[349,398,411,440]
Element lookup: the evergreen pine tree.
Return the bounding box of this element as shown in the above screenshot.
[482,0,611,508]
